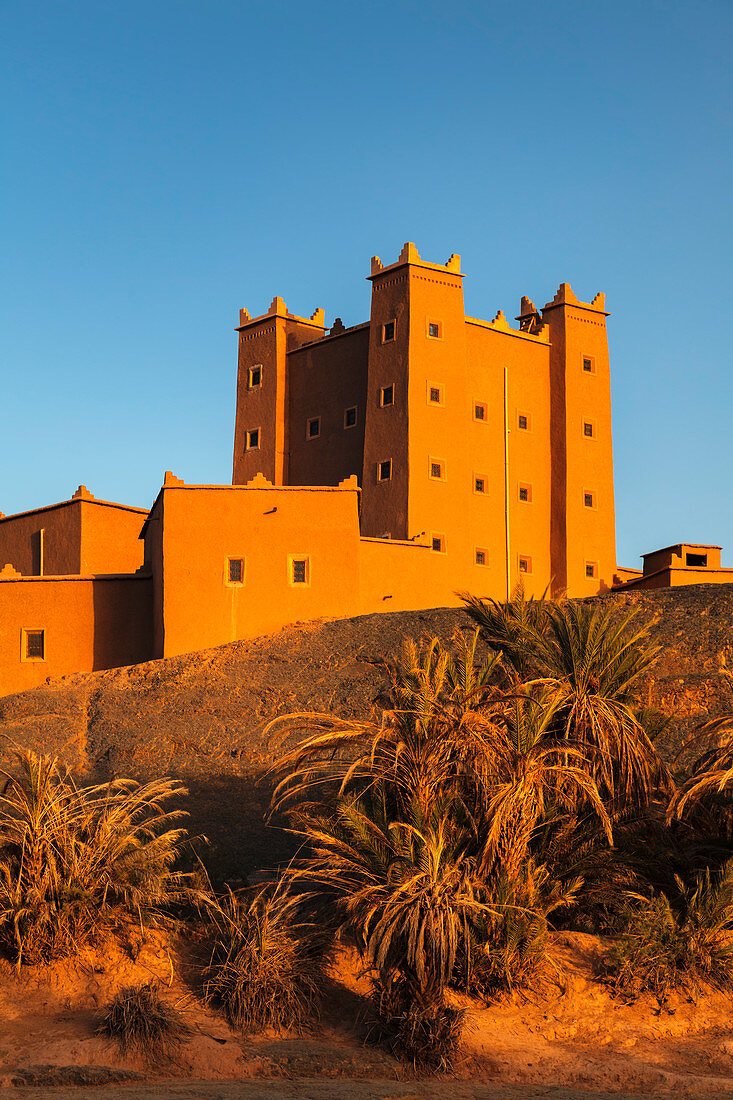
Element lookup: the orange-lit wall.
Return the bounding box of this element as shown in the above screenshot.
[0,575,152,697]
[0,497,146,577]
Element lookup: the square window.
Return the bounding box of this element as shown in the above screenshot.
[584,421,594,438]
[24,629,45,660]
[475,548,488,566]
[583,356,595,373]
[246,428,260,450]
[430,459,445,480]
[378,459,392,481]
[518,413,529,431]
[518,483,532,503]
[429,385,442,404]
[248,365,262,389]
[307,417,320,439]
[380,384,394,407]
[431,534,446,553]
[227,557,245,585]
[474,401,487,422]
[344,406,357,428]
[474,475,486,494]
[584,491,595,508]
[518,555,532,574]
[290,556,310,585]
[585,562,598,579]
[382,320,396,343]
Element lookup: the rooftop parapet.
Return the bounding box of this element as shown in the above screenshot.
[237,297,325,331]
[542,283,609,315]
[368,242,463,280]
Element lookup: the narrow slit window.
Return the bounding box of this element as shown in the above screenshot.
[380,384,394,407]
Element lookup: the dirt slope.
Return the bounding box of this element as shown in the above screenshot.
[1,587,732,880]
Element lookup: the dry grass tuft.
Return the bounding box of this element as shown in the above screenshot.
[97,980,190,1063]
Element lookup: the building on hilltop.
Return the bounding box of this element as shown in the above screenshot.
[5,240,703,699]
[232,243,616,598]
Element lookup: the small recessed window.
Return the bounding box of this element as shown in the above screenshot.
[307,417,321,439]
[518,555,532,575]
[518,413,530,431]
[23,629,45,661]
[686,553,708,567]
[378,459,392,481]
[344,406,357,428]
[583,356,595,374]
[584,491,595,509]
[475,548,488,567]
[474,475,487,494]
[430,459,445,480]
[474,401,488,422]
[427,320,442,339]
[248,365,262,389]
[585,562,598,579]
[380,384,394,407]
[382,320,396,343]
[431,534,446,553]
[227,557,245,585]
[518,483,532,503]
[246,428,260,450]
[583,421,595,438]
[290,556,310,585]
[428,383,444,405]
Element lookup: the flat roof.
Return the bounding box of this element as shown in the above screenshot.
[642,543,722,558]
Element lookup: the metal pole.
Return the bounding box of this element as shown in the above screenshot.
[504,366,510,601]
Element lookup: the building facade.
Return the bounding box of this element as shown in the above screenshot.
[0,243,627,697]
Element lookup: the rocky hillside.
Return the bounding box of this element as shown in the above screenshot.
[1,585,732,880]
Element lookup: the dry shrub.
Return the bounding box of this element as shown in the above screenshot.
[203,886,329,1033]
[97,980,190,1063]
[372,976,466,1072]
[603,861,733,999]
[0,750,190,965]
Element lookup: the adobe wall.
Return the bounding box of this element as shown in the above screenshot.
[0,574,152,697]
[286,325,369,487]
[358,536,459,612]
[0,501,82,575]
[151,478,363,658]
[79,500,147,574]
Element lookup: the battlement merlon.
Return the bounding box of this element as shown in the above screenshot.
[367,242,464,281]
[236,298,326,332]
[541,283,610,317]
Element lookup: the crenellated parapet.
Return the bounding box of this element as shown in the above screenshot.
[369,242,463,281]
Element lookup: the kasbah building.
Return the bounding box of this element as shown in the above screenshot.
[1,242,731,698]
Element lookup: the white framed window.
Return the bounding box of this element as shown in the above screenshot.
[226,557,245,586]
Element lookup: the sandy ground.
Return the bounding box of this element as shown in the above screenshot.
[1,931,733,1098]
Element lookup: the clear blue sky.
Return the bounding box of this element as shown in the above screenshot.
[2,0,731,569]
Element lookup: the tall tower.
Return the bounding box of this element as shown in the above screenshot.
[232,298,325,485]
[541,284,616,594]
[360,244,466,543]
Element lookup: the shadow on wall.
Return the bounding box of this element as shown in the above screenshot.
[91,577,153,673]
